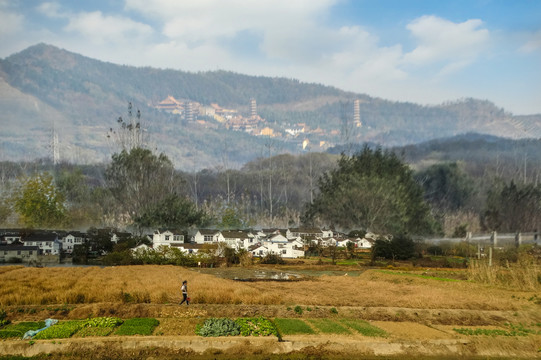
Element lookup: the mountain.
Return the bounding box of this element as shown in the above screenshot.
[1,43,540,169]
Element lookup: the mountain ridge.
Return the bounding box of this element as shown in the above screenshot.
[1,43,540,169]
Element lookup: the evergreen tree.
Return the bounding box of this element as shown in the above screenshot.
[303,146,436,234]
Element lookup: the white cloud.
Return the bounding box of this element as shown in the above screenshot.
[404,15,489,70]
[36,2,63,18]
[125,0,338,58]
[0,7,24,37]
[64,11,154,45]
[519,30,541,53]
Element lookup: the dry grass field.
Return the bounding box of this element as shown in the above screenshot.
[0,264,538,311]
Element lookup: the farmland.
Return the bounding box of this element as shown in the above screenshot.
[0,261,540,359]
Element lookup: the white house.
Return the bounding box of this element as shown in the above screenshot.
[23,233,61,255]
[131,243,151,254]
[261,234,304,258]
[250,244,269,257]
[1,245,40,262]
[320,237,337,247]
[286,227,323,239]
[61,231,87,254]
[152,230,185,248]
[220,230,255,249]
[336,238,352,247]
[358,238,375,249]
[193,229,221,244]
[262,233,289,245]
[321,229,334,238]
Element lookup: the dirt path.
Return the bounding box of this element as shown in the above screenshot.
[2,326,540,359]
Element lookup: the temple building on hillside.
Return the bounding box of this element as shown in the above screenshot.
[155,96,184,114]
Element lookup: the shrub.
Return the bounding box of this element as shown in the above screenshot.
[260,253,285,264]
[330,307,338,314]
[114,318,159,336]
[195,318,240,337]
[294,306,303,315]
[0,309,9,327]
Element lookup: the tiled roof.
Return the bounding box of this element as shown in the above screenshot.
[24,233,58,242]
[198,229,220,235]
[221,230,250,239]
[1,245,40,251]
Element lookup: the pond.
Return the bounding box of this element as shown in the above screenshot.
[192,267,366,281]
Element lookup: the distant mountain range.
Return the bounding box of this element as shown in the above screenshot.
[1,43,540,169]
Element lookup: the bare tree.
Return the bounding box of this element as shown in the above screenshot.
[107,102,148,152]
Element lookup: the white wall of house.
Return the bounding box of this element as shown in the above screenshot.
[61,234,86,254]
[193,231,221,244]
[321,229,333,238]
[153,230,185,247]
[24,240,61,255]
[0,246,40,262]
[251,245,269,257]
[358,238,374,249]
[241,237,258,249]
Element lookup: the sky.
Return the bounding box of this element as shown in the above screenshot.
[1,0,540,115]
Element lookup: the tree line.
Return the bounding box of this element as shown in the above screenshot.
[1,143,540,238]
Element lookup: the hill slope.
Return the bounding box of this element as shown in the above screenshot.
[1,43,540,169]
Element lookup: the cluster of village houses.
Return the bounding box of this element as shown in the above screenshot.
[0,227,375,264]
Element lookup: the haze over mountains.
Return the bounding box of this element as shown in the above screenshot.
[1,43,540,170]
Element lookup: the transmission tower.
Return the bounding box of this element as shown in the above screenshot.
[50,121,59,165]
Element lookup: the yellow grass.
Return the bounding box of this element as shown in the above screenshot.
[0,265,533,311]
[468,259,541,291]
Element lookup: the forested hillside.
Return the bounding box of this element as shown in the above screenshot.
[1,44,540,169]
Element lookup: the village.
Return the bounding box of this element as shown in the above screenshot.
[153,95,363,150]
[0,227,375,265]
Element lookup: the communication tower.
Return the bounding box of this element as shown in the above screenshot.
[354,99,362,127]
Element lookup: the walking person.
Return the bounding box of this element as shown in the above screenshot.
[180,280,189,305]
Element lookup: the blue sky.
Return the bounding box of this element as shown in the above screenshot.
[1,0,540,114]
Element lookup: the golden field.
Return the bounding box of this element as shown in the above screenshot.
[0,264,538,312]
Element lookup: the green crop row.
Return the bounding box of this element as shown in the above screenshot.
[454,323,541,337]
[114,318,159,336]
[0,322,46,339]
[34,321,82,339]
[0,317,157,339]
[195,317,280,338]
[273,318,387,337]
